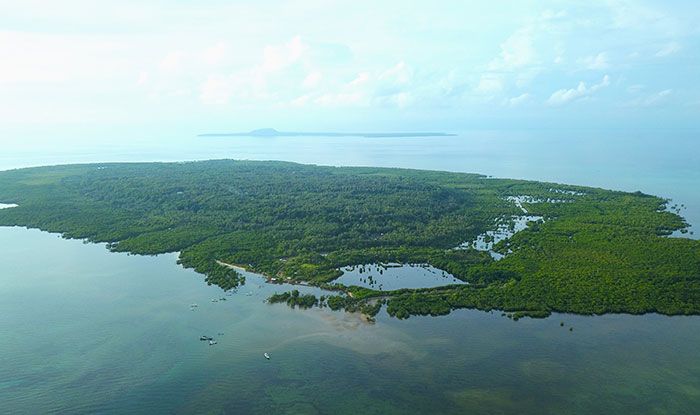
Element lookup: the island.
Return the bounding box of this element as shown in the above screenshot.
[198,128,455,138]
[0,160,697,319]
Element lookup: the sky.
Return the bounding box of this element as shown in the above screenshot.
[1,0,699,140]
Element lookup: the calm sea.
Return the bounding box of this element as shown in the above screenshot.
[1,130,699,413]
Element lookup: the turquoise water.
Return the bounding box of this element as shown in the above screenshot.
[1,131,700,413]
[2,227,700,414]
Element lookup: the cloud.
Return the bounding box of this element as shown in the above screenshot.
[290,94,311,107]
[261,35,308,73]
[136,71,149,86]
[199,75,233,105]
[476,75,503,94]
[506,93,531,107]
[539,10,567,21]
[349,72,371,87]
[379,61,412,85]
[580,52,609,70]
[302,70,322,88]
[490,28,535,70]
[644,89,672,105]
[547,74,610,106]
[625,89,672,107]
[159,51,185,73]
[626,84,644,93]
[2,1,696,130]
[0,30,131,84]
[314,91,366,107]
[201,41,228,66]
[655,42,681,57]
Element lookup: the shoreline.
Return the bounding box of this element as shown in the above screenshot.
[215,259,354,296]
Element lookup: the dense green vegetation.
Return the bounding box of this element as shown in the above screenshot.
[268,289,319,309]
[0,160,697,319]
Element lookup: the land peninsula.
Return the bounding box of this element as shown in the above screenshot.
[0,160,697,319]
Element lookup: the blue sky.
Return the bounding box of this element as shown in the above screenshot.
[1,0,699,139]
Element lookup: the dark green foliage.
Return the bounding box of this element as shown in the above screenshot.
[359,301,382,317]
[268,289,318,309]
[325,295,359,312]
[0,160,697,319]
[272,291,384,318]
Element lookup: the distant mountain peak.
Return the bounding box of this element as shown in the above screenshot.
[249,128,280,136]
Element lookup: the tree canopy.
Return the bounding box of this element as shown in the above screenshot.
[0,160,697,318]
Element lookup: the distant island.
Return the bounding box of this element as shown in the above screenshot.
[198,128,456,138]
[0,160,698,320]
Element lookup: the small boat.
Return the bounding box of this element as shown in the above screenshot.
[209,340,218,345]
[190,303,198,308]
[200,336,213,341]
[264,353,270,360]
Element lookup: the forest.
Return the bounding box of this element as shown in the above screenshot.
[0,160,697,319]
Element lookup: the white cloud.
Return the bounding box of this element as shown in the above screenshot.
[136,71,149,86]
[625,89,672,107]
[376,91,413,108]
[655,42,681,57]
[580,52,609,70]
[594,75,611,90]
[290,94,311,107]
[314,91,366,107]
[379,61,412,85]
[302,70,322,88]
[540,10,567,21]
[476,75,503,93]
[159,51,185,73]
[547,74,610,106]
[626,84,644,93]
[490,28,535,70]
[1,1,695,129]
[349,72,371,87]
[0,30,131,84]
[261,35,308,73]
[201,41,228,66]
[199,75,233,105]
[506,93,531,107]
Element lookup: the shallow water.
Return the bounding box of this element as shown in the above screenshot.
[1,226,700,414]
[335,263,464,291]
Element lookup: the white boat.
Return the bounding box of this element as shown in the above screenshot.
[264,353,270,360]
[209,340,218,345]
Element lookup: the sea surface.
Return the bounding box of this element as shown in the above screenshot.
[1,131,699,413]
